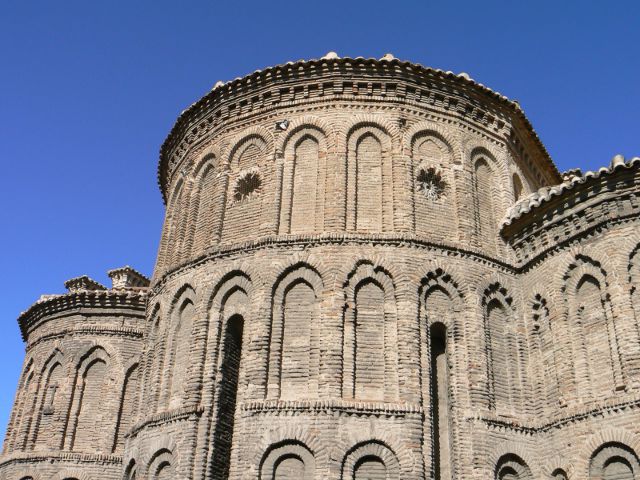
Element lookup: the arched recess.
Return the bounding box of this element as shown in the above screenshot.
[529,293,561,412]
[192,154,218,251]
[343,262,399,402]
[10,358,35,451]
[346,125,393,233]
[145,305,165,414]
[33,350,65,451]
[495,454,533,480]
[163,178,188,269]
[589,442,640,479]
[551,468,568,480]
[124,458,137,480]
[482,284,523,413]
[268,264,323,400]
[279,127,327,234]
[629,244,640,332]
[419,269,462,480]
[113,362,140,452]
[411,132,455,239]
[207,276,250,480]
[164,287,196,410]
[342,441,401,480]
[70,346,111,453]
[471,150,500,251]
[148,449,175,480]
[221,135,269,243]
[563,255,622,397]
[259,440,315,480]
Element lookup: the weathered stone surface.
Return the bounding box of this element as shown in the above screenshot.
[2,55,640,480]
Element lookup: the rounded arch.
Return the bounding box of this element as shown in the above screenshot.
[340,114,401,152]
[342,260,399,402]
[341,440,401,480]
[278,124,329,234]
[404,121,462,163]
[275,115,335,154]
[494,453,533,479]
[259,440,315,480]
[147,448,175,479]
[225,126,274,168]
[267,262,324,399]
[590,442,640,479]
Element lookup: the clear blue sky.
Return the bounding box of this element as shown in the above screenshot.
[0,1,638,440]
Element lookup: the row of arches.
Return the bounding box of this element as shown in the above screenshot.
[495,441,639,479]
[7,345,139,455]
[157,120,532,270]
[145,243,640,420]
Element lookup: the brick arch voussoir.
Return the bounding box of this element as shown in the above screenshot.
[251,424,328,469]
[144,435,178,471]
[271,258,326,299]
[225,125,275,168]
[540,455,575,479]
[576,428,640,479]
[342,257,401,303]
[204,269,254,318]
[339,113,400,153]
[168,283,197,316]
[336,434,416,478]
[73,342,119,376]
[479,279,516,312]
[276,114,336,154]
[560,249,613,295]
[53,468,93,480]
[488,445,535,477]
[191,143,222,179]
[404,120,462,164]
[38,347,65,376]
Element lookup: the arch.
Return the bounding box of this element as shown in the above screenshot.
[482,283,521,412]
[562,255,621,396]
[590,442,640,479]
[411,132,455,238]
[148,448,175,480]
[192,153,218,251]
[495,453,533,479]
[472,150,500,250]
[70,346,111,453]
[529,293,561,412]
[32,349,65,450]
[146,304,165,414]
[268,263,323,399]
[345,123,394,232]
[221,132,271,243]
[210,313,246,480]
[279,127,327,234]
[113,362,140,452]
[629,244,640,330]
[342,441,400,480]
[259,440,315,480]
[124,458,137,480]
[343,262,398,402]
[403,122,461,164]
[164,286,197,409]
[10,357,36,450]
[225,126,274,168]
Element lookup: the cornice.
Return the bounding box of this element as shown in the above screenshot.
[158,54,560,202]
[18,290,148,341]
[0,451,123,468]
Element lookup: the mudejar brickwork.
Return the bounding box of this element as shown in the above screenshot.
[2,53,640,480]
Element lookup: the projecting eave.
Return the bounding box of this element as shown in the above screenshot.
[157,54,561,204]
[500,155,640,238]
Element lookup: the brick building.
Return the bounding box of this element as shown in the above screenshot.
[1,53,640,479]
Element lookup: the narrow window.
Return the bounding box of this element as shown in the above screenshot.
[430,323,451,480]
[211,315,244,480]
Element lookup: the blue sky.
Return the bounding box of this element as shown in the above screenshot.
[0,1,638,440]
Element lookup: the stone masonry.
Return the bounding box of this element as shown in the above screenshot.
[1,53,640,480]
